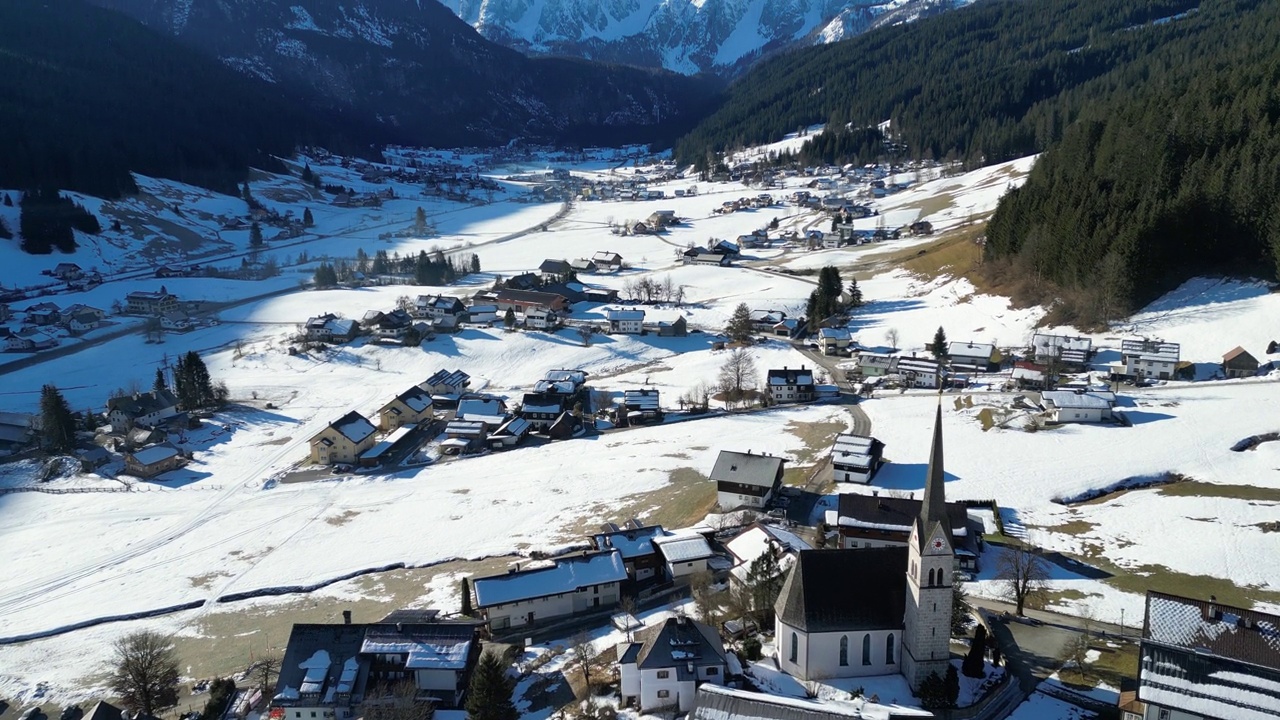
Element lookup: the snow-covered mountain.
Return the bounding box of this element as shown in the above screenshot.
[447,0,966,74]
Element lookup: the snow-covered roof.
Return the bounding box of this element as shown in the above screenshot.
[424,368,470,389]
[360,624,475,671]
[768,367,814,385]
[896,356,941,373]
[129,443,179,466]
[330,411,376,444]
[544,369,586,384]
[472,551,627,607]
[725,524,811,566]
[390,386,433,414]
[492,417,531,437]
[652,534,715,563]
[623,389,660,410]
[1042,390,1112,410]
[605,309,645,321]
[1121,338,1180,363]
[709,450,784,488]
[949,341,994,358]
[832,433,874,453]
[1032,333,1092,354]
[359,426,412,461]
[818,328,851,341]
[594,524,667,559]
[457,397,505,424]
[523,402,562,414]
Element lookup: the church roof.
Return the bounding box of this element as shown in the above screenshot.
[775,548,907,633]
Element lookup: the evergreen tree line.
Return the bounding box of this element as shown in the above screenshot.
[0,0,387,199]
[985,0,1280,325]
[314,249,481,288]
[806,266,863,330]
[172,351,225,410]
[18,188,101,254]
[676,0,1226,170]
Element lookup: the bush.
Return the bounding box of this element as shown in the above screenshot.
[742,637,762,661]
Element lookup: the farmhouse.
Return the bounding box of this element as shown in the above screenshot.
[569,258,598,274]
[377,386,434,431]
[592,522,668,583]
[651,533,716,582]
[106,389,179,429]
[767,366,815,404]
[523,306,559,330]
[1222,346,1260,379]
[605,308,645,334]
[777,405,954,691]
[160,311,193,332]
[829,493,982,573]
[724,522,811,589]
[124,443,185,479]
[413,294,467,324]
[591,251,624,273]
[818,328,852,355]
[520,392,567,431]
[1031,333,1092,369]
[26,302,61,326]
[539,259,573,278]
[618,616,728,713]
[830,433,884,483]
[68,312,101,334]
[309,411,377,465]
[852,352,896,377]
[456,395,508,428]
[1133,591,1280,720]
[369,309,412,342]
[895,356,943,389]
[52,262,84,281]
[620,388,662,425]
[304,314,359,343]
[471,551,627,630]
[712,449,785,510]
[1041,390,1114,423]
[947,341,997,373]
[1119,339,1180,381]
[421,369,470,398]
[750,310,787,333]
[682,248,731,266]
[495,288,569,314]
[125,287,179,316]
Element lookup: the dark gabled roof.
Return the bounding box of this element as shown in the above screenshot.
[539,259,572,274]
[378,609,440,624]
[1144,591,1280,672]
[274,623,369,703]
[692,685,867,720]
[82,701,160,720]
[632,616,726,676]
[709,450,785,488]
[837,495,967,537]
[1138,641,1280,720]
[775,548,907,633]
[1223,346,1259,365]
[495,288,567,305]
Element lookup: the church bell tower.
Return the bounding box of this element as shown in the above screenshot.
[901,401,956,692]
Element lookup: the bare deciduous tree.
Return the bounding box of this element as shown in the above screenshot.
[996,543,1051,615]
[885,328,900,351]
[109,631,181,716]
[361,679,435,720]
[251,650,282,694]
[576,325,593,347]
[569,632,600,698]
[717,348,757,409]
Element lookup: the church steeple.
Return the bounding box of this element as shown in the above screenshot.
[917,400,948,542]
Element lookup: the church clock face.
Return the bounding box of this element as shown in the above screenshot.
[931,537,945,551]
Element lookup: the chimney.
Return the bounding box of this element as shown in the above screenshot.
[342,609,352,625]
[396,622,404,633]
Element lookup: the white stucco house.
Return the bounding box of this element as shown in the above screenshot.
[618,615,727,712]
[471,551,627,630]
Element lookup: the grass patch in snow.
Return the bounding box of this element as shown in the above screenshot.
[325,510,360,527]
[1155,480,1280,503]
[564,467,716,535]
[1057,639,1139,690]
[906,191,958,219]
[1041,519,1097,537]
[784,416,849,465]
[1102,563,1280,610]
[898,225,986,282]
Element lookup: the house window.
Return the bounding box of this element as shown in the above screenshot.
[657,670,670,679]
[886,634,895,664]
[1157,711,1170,720]
[862,634,871,665]
[839,635,849,666]
[927,568,935,587]
[706,667,718,676]
[657,690,670,699]
[789,632,798,663]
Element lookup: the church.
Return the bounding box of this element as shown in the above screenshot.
[774,402,955,691]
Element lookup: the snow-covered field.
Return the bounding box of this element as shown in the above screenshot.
[2,145,1279,711]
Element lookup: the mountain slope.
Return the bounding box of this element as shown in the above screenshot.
[0,0,381,198]
[675,0,1209,166]
[448,0,962,75]
[87,0,721,147]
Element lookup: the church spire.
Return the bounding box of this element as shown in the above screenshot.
[919,399,948,531]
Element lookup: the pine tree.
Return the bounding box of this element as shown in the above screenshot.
[2,193,12,207]
[313,263,337,288]
[847,279,864,308]
[460,578,474,617]
[465,653,518,720]
[153,367,167,394]
[944,664,961,707]
[249,222,263,247]
[725,302,754,342]
[83,407,100,432]
[175,351,214,410]
[303,208,314,227]
[301,164,313,182]
[503,307,516,330]
[414,207,427,234]
[470,254,481,274]
[930,326,949,360]
[918,671,948,710]
[40,385,77,453]
[241,182,252,202]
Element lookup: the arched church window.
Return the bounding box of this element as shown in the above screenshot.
[862,634,872,665]
[790,632,798,663]
[839,635,849,666]
[886,633,896,664]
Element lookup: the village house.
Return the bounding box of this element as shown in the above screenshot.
[645,210,677,231]
[272,612,482,715]
[413,294,468,325]
[441,420,487,454]
[724,522,811,592]
[771,318,800,338]
[471,551,628,630]
[25,302,62,326]
[8,327,60,352]
[309,411,378,465]
[1130,591,1280,720]
[377,386,434,431]
[712,449,785,510]
[304,314,359,343]
[368,309,412,343]
[710,239,741,258]
[592,521,668,584]
[495,288,569,315]
[125,287,180,316]
[1222,346,1260,379]
[620,389,662,425]
[52,262,83,281]
[1041,390,1114,424]
[456,395,508,428]
[488,416,532,449]
[828,492,982,573]
[767,366,816,404]
[908,220,934,236]
[749,310,787,334]
[852,352,897,378]
[1011,361,1051,389]
[652,533,716,582]
[421,369,470,400]
[107,389,179,429]
[0,412,36,455]
[63,304,107,323]
[947,341,998,373]
[538,259,573,278]
[356,425,416,468]
[569,258,598,274]
[830,433,885,483]
[682,247,731,266]
[1119,339,1180,381]
[68,311,102,334]
[124,442,185,479]
[649,314,688,337]
[520,392,567,431]
[895,356,943,389]
[523,305,559,330]
[818,328,853,355]
[606,308,645,334]
[780,405,955,690]
[466,303,498,325]
[618,615,728,713]
[591,251,624,273]
[1031,333,1092,370]
[160,311,193,332]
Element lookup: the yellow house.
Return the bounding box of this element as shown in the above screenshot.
[378,386,434,431]
[309,411,377,465]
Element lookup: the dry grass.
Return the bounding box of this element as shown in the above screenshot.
[1156,480,1280,503]
[325,510,360,527]
[1058,638,1140,690]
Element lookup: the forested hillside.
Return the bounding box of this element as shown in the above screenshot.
[676,0,1208,167]
[985,0,1280,325]
[0,0,383,198]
